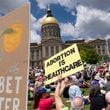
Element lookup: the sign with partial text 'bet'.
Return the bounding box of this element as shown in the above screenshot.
[0,3,29,110]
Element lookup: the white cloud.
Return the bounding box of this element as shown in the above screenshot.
[30,30,41,43]
[57,0,77,10]
[74,5,110,40]
[36,0,58,9]
[71,11,76,16]
[30,14,46,43]
[36,0,77,10]
[36,0,110,11]
[0,0,27,14]
[32,15,46,31]
[78,0,110,11]
[36,0,110,40]
[59,5,110,40]
[31,14,36,23]
[60,22,74,37]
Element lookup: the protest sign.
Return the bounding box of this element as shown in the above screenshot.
[44,44,84,85]
[0,4,29,110]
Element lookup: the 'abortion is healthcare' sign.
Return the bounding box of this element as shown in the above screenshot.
[45,44,84,85]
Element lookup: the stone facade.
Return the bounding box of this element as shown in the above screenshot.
[30,40,63,67]
[30,8,64,67]
[107,39,110,55]
[88,39,107,55]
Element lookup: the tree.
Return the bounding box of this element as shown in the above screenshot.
[78,44,100,64]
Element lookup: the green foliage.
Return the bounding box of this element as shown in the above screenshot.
[101,55,110,62]
[78,44,99,64]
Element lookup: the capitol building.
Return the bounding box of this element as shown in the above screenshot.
[30,8,109,68]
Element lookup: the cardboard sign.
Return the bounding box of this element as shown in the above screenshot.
[0,4,29,110]
[44,44,84,85]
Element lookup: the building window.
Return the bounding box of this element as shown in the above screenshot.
[56,46,59,53]
[54,32,57,37]
[102,45,106,50]
[56,32,58,37]
[51,46,54,56]
[49,31,52,36]
[42,30,45,36]
[36,50,39,59]
[47,25,50,29]
[45,29,48,36]
[98,49,101,54]
[97,45,100,48]
[53,32,55,36]
[45,46,49,57]
[31,51,34,60]
[102,49,105,54]
[32,62,34,67]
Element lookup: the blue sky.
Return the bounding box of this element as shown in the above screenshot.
[30,0,76,23]
[0,0,110,43]
[29,0,77,42]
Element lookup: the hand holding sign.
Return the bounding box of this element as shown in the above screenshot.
[57,75,63,82]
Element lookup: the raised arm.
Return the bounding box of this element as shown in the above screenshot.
[55,81,65,110]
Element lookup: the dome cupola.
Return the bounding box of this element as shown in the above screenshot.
[41,7,61,42]
[42,7,59,25]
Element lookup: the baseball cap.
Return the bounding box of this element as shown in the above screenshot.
[37,87,51,94]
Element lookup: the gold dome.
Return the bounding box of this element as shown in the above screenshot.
[42,16,59,25]
[42,7,59,25]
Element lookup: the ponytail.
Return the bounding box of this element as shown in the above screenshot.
[34,92,42,109]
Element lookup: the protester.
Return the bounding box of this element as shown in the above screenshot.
[63,77,71,98]
[105,91,110,110]
[28,85,34,105]
[99,74,106,89]
[28,62,110,110]
[90,74,100,89]
[71,97,84,110]
[55,78,84,110]
[34,87,54,110]
[68,77,83,106]
[104,73,110,91]
[89,83,107,110]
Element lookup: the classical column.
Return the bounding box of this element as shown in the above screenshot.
[101,45,103,55]
[59,45,62,52]
[54,45,56,54]
[42,46,46,58]
[49,46,51,57]
[39,50,41,59]
[34,50,37,60]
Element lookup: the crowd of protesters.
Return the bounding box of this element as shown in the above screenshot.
[28,62,110,110]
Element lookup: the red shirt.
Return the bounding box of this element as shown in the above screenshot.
[38,97,54,110]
